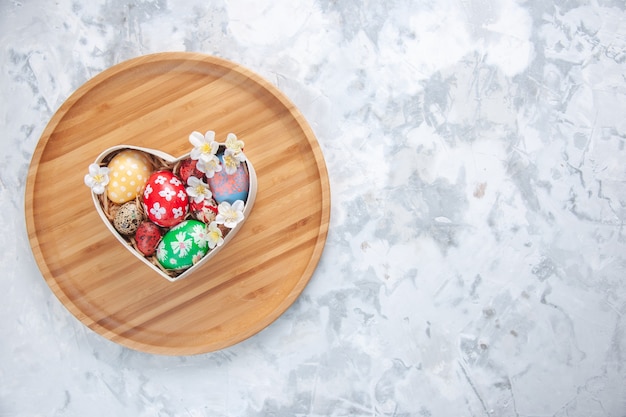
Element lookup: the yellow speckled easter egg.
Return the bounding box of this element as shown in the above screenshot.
[106,150,153,204]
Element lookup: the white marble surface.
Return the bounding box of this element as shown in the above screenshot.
[2,0,626,415]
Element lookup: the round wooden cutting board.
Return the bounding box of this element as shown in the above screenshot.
[25,52,330,355]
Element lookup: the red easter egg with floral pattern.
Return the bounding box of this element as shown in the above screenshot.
[142,170,189,227]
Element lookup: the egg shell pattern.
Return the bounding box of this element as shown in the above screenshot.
[106,150,152,204]
[155,220,209,270]
[207,156,249,204]
[142,170,189,228]
[190,198,218,223]
[135,221,162,256]
[178,158,204,184]
[113,202,144,235]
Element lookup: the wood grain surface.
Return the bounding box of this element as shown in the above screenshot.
[24,52,330,355]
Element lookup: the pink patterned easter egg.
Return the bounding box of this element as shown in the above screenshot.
[207,157,249,204]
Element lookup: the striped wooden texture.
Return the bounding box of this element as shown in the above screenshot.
[25,53,330,355]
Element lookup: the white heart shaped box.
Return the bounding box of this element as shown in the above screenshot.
[90,144,257,282]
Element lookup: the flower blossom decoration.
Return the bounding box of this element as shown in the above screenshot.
[84,163,110,194]
[207,221,224,249]
[222,148,247,175]
[195,154,222,178]
[222,133,247,175]
[186,176,212,203]
[189,130,219,162]
[189,131,247,176]
[225,133,245,159]
[215,200,245,228]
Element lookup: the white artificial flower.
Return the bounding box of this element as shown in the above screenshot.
[207,221,224,249]
[84,163,110,194]
[186,176,213,203]
[215,200,245,228]
[189,130,219,162]
[195,154,222,178]
[225,133,246,160]
[222,149,242,175]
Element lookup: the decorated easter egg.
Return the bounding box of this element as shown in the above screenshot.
[106,150,152,204]
[190,197,218,223]
[142,170,189,228]
[135,221,162,256]
[155,220,209,270]
[207,156,249,204]
[178,158,204,184]
[113,201,144,235]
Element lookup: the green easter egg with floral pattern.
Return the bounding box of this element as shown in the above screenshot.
[155,220,209,270]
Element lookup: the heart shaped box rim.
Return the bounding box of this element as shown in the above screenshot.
[91,144,258,282]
